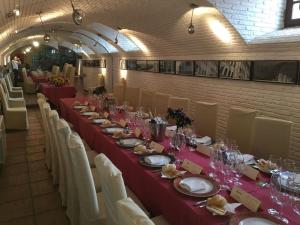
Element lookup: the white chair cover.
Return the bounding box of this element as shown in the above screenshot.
[95,154,127,225]
[125,87,140,110]
[113,84,125,105]
[251,116,292,159]
[226,107,257,153]
[67,133,105,225]
[140,90,154,112]
[193,101,218,140]
[153,92,171,116]
[117,198,154,225]
[168,97,190,114]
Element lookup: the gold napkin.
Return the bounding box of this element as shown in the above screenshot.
[206,195,227,216]
[72,101,81,106]
[161,164,185,178]
[133,145,148,154]
[257,159,278,171]
[100,120,112,128]
[88,112,100,120]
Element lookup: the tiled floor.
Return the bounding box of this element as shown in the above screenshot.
[0,106,70,225]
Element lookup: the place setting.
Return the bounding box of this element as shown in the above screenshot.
[139,153,176,168]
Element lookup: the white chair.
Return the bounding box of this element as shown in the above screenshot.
[5,75,22,91]
[226,107,257,153]
[193,101,218,140]
[0,84,28,130]
[67,132,107,225]
[140,90,154,112]
[62,63,70,77]
[0,79,25,108]
[113,84,125,105]
[125,87,140,110]
[52,65,60,76]
[117,198,169,225]
[168,97,190,114]
[251,117,292,159]
[21,68,36,94]
[153,93,171,116]
[95,154,151,225]
[2,76,23,98]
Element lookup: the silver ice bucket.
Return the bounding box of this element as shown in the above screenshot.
[149,123,167,142]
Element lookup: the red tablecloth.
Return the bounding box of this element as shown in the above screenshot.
[59,97,298,225]
[40,83,76,107]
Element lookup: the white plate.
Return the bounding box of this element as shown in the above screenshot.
[73,105,86,109]
[179,177,214,194]
[81,112,95,116]
[144,155,171,166]
[239,217,278,225]
[277,172,300,192]
[119,138,144,147]
[103,127,125,134]
[93,119,106,124]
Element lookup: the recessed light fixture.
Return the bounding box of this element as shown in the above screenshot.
[13,9,20,16]
[70,0,85,25]
[15,30,18,34]
[33,41,40,47]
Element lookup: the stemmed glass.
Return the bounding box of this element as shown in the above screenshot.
[291,166,300,216]
[230,150,245,186]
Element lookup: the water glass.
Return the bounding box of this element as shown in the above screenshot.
[292,166,300,216]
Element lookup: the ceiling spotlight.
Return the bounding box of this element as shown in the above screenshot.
[70,0,85,25]
[187,3,198,34]
[15,30,18,34]
[33,41,40,47]
[44,33,51,42]
[26,47,31,53]
[114,27,122,45]
[23,51,26,55]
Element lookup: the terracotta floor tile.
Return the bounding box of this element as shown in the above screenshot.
[36,208,70,225]
[0,216,34,225]
[26,146,44,154]
[29,170,51,183]
[33,192,61,214]
[0,184,31,204]
[28,160,48,173]
[0,163,28,176]
[0,199,33,221]
[27,152,45,162]
[30,179,55,196]
[6,154,27,165]
[0,173,30,188]
[6,147,26,156]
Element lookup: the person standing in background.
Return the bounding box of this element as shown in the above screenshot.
[11,56,20,86]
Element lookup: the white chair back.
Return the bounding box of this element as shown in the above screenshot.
[95,154,127,225]
[125,87,140,110]
[226,107,257,153]
[251,117,292,159]
[153,92,171,116]
[113,84,125,105]
[193,101,218,140]
[116,198,155,225]
[52,65,60,76]
[168,97,190,114]
[140,90,154,112]
[68,132,102,225]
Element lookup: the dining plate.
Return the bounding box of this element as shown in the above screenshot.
[92,118,107,124]
[116,138,145,148]
[229,212,283,225]
[73,105,86,110]
[276,171,300,193]
[252,164,276,175]
[173,175,220,198]
[102,127,125,134]
[139,154,175,168]
[81,111,95,116]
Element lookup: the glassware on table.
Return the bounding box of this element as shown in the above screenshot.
[184,126,197,151]
[291,166,300,216]
[170,129,186,165]
[230,150,245,186]
[208,147,218,180]
[269,154,282,171]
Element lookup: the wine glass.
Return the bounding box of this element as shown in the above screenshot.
[292,166,300,216]
[231,151,245,186]
[208,148,218,180]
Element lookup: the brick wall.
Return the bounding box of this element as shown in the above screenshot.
[113,56,300,163]
[208,0,287,42]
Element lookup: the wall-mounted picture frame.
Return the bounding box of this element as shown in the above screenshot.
[136,60,147,71]
[195,60,219,77]
[100,59,106,68]
[252,60,298,84]
[147,60,159,73]
[120,59,127,70]
[126,60,137,70]
[159,60,175,74]
[219,61,251,80]
[176,60,194,76]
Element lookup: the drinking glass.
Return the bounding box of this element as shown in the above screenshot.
[269,154,282,171]
[231,151,245,186]
[208,148,218,180]
[292,166,300,216]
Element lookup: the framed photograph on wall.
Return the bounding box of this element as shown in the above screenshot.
[219,61,251,80]
[159,60,175,74]
[176,60,194,76]
[195,60,219,77]
[253,61,298,84]
[94,60,100,67]
[126,60,137,70]
[120,59,127,70]
[100,59,106,68]
[147,60,159,72]
[136,60,147,71]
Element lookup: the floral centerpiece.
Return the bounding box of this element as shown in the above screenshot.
[166,108,192,130]
[48,76,68,87]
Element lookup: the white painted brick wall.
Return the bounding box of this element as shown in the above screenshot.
[208,0,286,42]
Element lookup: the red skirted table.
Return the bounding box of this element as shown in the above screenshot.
[39,83,76,107]
[59,97,299,225]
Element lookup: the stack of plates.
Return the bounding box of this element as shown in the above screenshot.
[116,138,144,148]
[102,127,125,134]
[139,154,175,168]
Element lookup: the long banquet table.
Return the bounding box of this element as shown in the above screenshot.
[59,97,298,225]
[39,83,76,107]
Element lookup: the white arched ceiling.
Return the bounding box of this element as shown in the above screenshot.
[0,0,255,58]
